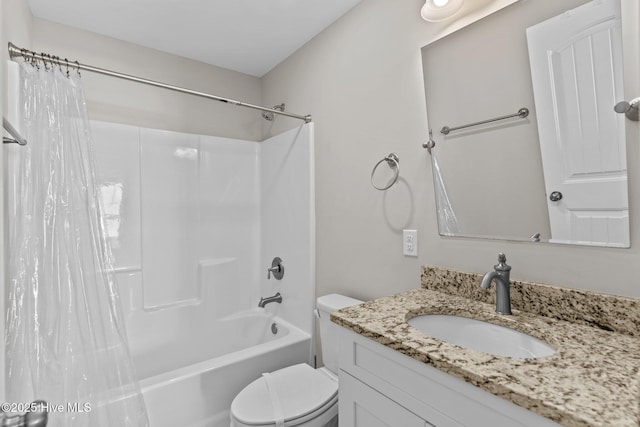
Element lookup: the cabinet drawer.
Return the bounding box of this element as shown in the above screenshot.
[340,371,431,427]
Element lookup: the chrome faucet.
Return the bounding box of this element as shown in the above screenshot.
[258,292,282,308]
[480,253,512,315]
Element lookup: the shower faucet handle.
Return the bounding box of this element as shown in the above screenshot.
[267,265,280,279]
[267,257,284,280]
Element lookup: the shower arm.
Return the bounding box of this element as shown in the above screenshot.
[8,42,312,124]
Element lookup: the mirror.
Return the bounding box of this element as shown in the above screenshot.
[422,0,631,247]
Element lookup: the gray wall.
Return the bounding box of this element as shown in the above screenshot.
[3,0,640,308]
[262,0,640,300]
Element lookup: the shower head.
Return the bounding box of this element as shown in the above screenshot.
[262,103,285,121]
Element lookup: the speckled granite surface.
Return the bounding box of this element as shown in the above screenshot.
[422,265,640,337]
[332,272,640,426]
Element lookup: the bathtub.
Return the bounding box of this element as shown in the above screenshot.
[137,310,311,427]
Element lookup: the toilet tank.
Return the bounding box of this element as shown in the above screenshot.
[316,294,363,374]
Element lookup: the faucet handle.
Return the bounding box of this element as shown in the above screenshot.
[267,265,280,279]
[267,257,284,280]
[494,253,511,272]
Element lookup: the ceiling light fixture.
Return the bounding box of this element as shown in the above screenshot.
[421,0,464,22]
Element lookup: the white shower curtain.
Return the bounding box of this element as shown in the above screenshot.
[6,62,148,426]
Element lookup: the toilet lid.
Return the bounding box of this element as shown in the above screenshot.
[231,363,338,426]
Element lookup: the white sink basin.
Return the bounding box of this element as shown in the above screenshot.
[407,314,555,359]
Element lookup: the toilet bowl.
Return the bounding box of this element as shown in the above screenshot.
[230,294,362,427]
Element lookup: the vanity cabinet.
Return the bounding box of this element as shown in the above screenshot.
[338,327,562,427]
[340,370,431,427]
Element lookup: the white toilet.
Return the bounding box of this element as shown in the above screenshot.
[230,294,363,427]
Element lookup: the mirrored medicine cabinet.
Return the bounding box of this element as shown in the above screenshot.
[422,0,636,248]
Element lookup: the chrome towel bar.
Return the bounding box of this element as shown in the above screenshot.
[440,107,529,135]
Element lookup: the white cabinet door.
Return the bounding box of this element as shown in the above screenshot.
[339,372,431,427]
[527,0,629,247]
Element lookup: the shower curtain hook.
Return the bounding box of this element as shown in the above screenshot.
[75,60,81,77]
[32,51,40,70]
[64,58,70,78]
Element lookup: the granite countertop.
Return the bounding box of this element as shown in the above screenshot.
[331,287,640,427]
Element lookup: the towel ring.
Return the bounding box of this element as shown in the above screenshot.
[371,153,400,191]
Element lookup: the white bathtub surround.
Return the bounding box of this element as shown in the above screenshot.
[260,125,316,339]
[92,121,315,427]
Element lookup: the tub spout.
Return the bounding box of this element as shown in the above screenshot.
[258,292,282,308]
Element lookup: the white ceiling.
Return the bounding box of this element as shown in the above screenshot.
[27,0,362,77]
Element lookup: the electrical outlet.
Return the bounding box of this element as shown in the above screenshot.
[403,229,418,257]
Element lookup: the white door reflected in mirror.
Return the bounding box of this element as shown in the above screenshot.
[527,0,629,247]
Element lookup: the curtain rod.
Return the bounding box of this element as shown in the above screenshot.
[8,42,312,124]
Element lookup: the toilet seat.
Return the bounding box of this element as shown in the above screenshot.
[230,363,338,427]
